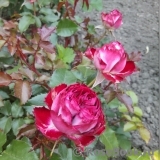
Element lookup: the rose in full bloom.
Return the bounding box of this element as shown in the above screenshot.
[101,9,122,29]
[33,83,105,149]
[93,41,136,83]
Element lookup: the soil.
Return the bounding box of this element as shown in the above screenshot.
[77,0,159,157]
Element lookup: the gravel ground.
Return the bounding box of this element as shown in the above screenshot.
[77,0,159,156]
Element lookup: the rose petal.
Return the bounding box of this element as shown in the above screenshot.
[50,110,79,135]
[110,52,127,73]
[45,84,67,108]
[33,107,63,140]
[117,61,136,77]
[69,135,95,150]
[102,72,124,83]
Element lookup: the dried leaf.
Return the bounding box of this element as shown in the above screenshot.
[0,72,12,87]
[14,80,32,104]
[116,93,133,113]
[17,124,36,139]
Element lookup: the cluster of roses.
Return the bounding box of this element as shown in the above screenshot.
[34,10,136,150]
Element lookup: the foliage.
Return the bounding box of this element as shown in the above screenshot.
[0,0,154,160]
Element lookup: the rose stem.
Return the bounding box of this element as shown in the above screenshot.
[87,78,96,88]
[50,140,59,157]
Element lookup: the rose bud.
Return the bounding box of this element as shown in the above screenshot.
[84,47,97,59]
[101,9,122,29]
[33,83,106,150]
[93,41,136,83]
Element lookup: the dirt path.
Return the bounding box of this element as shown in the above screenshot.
[78,0,159,153]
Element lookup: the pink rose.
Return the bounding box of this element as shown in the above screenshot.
[33,83,105,149]
[101,9,122,29]
[84,47,96,59]
[93,41,136,83]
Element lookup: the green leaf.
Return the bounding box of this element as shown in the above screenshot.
[31,84,46,96]
[116,134,131,150]
[49,68,77,87]
[57,19,78,37]
[0,0,9,8]
[124,122,137,132]
[88,25,96,34]
[57,45,75,64]
[12,118,25,136]
[127,149,150,160]
[75,66,96,83]
[0,100,11,116]
[50,33,57,45]
[153,150,160,160]
[126,91,138,105]
[118,104,128,113]
[11,101,24,118]
[0,132,6,152]
[18,15,35,33]
[27,93,47,106]
[100,127,119,155]
[86,152,108,160]
[0,140,38,160]
[134,107,143,117]
[107,98,120,108]
[83,0,103,11]
[58,144,83,160]
[0,117,12,134]
[34,16,41,27]
[138,127,150,144]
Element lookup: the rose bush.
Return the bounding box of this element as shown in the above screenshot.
[101,9,123,29]
[34,83,105,149]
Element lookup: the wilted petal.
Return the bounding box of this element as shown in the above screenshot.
[33,107,63,140]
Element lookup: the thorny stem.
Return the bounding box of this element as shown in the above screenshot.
[50,140,59,157]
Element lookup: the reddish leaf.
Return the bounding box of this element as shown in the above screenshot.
[14,80,32,104]
[129,51,141,62]
[10,73,23,80]
[0,72,12,87]
[116,93,134,113]
[39,41,55,53]
[3,20,17,30]
[35,54,45,65]
[104,90,116,104]
[19,68,35,81]
[38,26,55,41]
[17,124,36,139]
